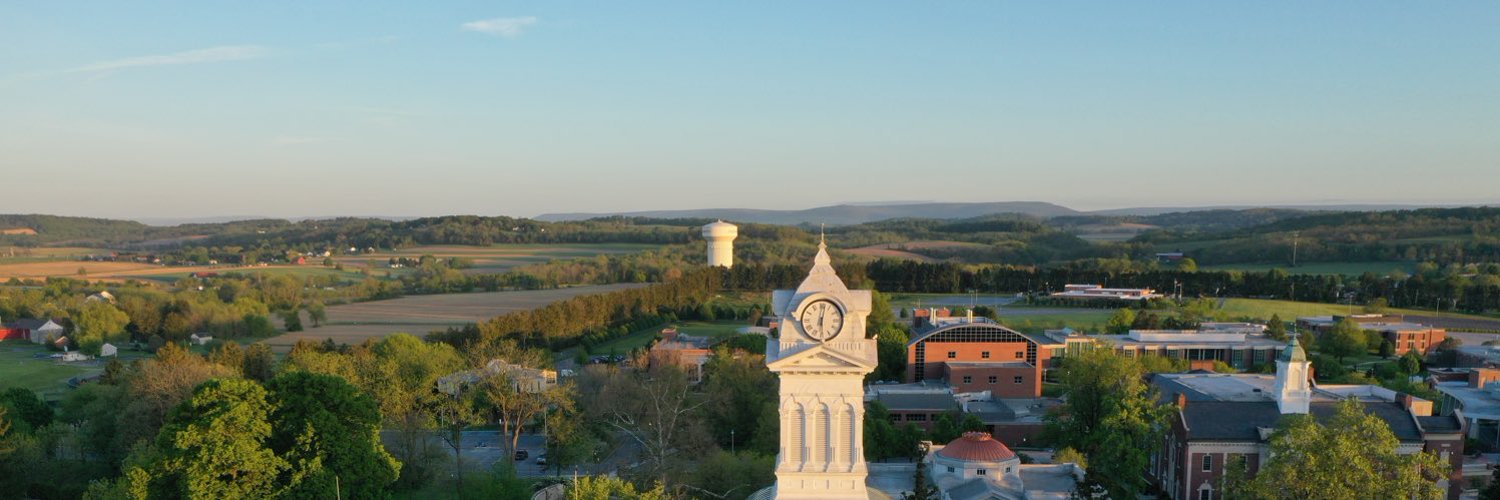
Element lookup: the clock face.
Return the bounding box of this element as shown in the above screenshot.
[799,299,845,342]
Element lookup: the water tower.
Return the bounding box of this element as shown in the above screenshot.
[702,220,738,268]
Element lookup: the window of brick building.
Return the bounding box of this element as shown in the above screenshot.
[948,351,956,359]
[988,376,998,384]
[1013,376,1023,384]
[982,351,991,359]
[1202,454,1212,472]
[1014,351,1024,359]
[963,376,972,384]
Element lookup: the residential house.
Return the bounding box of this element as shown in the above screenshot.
[438,359,558,395]
[3,318,66,345]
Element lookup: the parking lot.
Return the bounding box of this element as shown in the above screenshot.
[383,430,553,477]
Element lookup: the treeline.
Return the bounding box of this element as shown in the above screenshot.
[0,215,149,245]
[1141,207,1500,265]
[865,259,1500,313]
[0,331,560,498]
[429,268,724,351]
[0,273,373,354]
[1,214,699,253]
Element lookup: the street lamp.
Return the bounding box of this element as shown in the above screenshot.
[730,429,736,455]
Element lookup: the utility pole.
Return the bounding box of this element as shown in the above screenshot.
[1291,231,1299,268]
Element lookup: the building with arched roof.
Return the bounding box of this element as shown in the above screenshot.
[906,315,1054,398]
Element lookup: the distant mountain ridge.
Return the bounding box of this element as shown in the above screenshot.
[536,202,1480,225]
[536,202,1082,225]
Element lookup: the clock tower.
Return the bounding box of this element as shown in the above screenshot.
[764,237,878,499]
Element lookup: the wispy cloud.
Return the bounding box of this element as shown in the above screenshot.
[461,17,538,38]
[66,45,268,74]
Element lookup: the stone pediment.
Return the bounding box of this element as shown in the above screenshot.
[768,342,876,372]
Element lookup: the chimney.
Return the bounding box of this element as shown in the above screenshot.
[1176,393,1187,408]
[1398,393,1434,417]
[966,309,974,323]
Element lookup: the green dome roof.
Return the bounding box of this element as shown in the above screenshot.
[1279,334,1307,363]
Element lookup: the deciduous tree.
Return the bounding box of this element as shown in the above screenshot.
[1042,348,1170,498]
[580,363,709,486]
[1265,314,1288,341]
[0,388,53,432]
[265,372,400,499]
[144,378,287,499]
[1106,308,1136,334]
[1320,319,1367,362]
[72,301,130,355]
[1235,398,1449,499]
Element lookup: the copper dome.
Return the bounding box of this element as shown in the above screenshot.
[937,432,1017,462]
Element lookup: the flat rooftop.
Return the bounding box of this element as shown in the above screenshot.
[1096,334,1285,349]
[1435,381,1500,420]
[874,392,960,412]
[964,398,1060,424]
[1153,373,1399,403]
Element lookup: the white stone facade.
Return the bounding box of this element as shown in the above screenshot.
[765,240,877,499]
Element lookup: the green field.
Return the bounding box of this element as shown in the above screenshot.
[1213,298,1490,323]
[1201,261,1415,276]
[0,341,155,401]
[0,246,112,263]
[333,243,661,275]
[995,308,1114,334]
[0,342,93,399]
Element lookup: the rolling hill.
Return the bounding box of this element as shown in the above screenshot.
[536,202,1082,225]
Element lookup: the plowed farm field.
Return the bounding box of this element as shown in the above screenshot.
[262,283,648,350]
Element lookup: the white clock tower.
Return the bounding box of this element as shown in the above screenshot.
[764,238,878,499]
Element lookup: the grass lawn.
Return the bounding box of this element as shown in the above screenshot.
[998,311,1114,334]
[1214,298,1493,322]
[1201,261,1416,276]
[0,341,99,400]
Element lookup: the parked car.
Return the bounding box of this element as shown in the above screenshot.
[514,450,529,461]
[536,454,547,466]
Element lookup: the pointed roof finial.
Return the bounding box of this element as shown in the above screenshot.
[819,223,826,247]
[1280,327,1307,362]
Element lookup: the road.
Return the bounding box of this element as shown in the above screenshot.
[381,430,552,477]
[1448,331,1500,348]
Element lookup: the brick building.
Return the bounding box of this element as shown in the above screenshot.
[1298,314,1447,356]
[906,316,1051,398]
[648,327,712,381]
[1149,338,1465,500]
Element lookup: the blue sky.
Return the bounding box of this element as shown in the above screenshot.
[2,2,1497,219]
